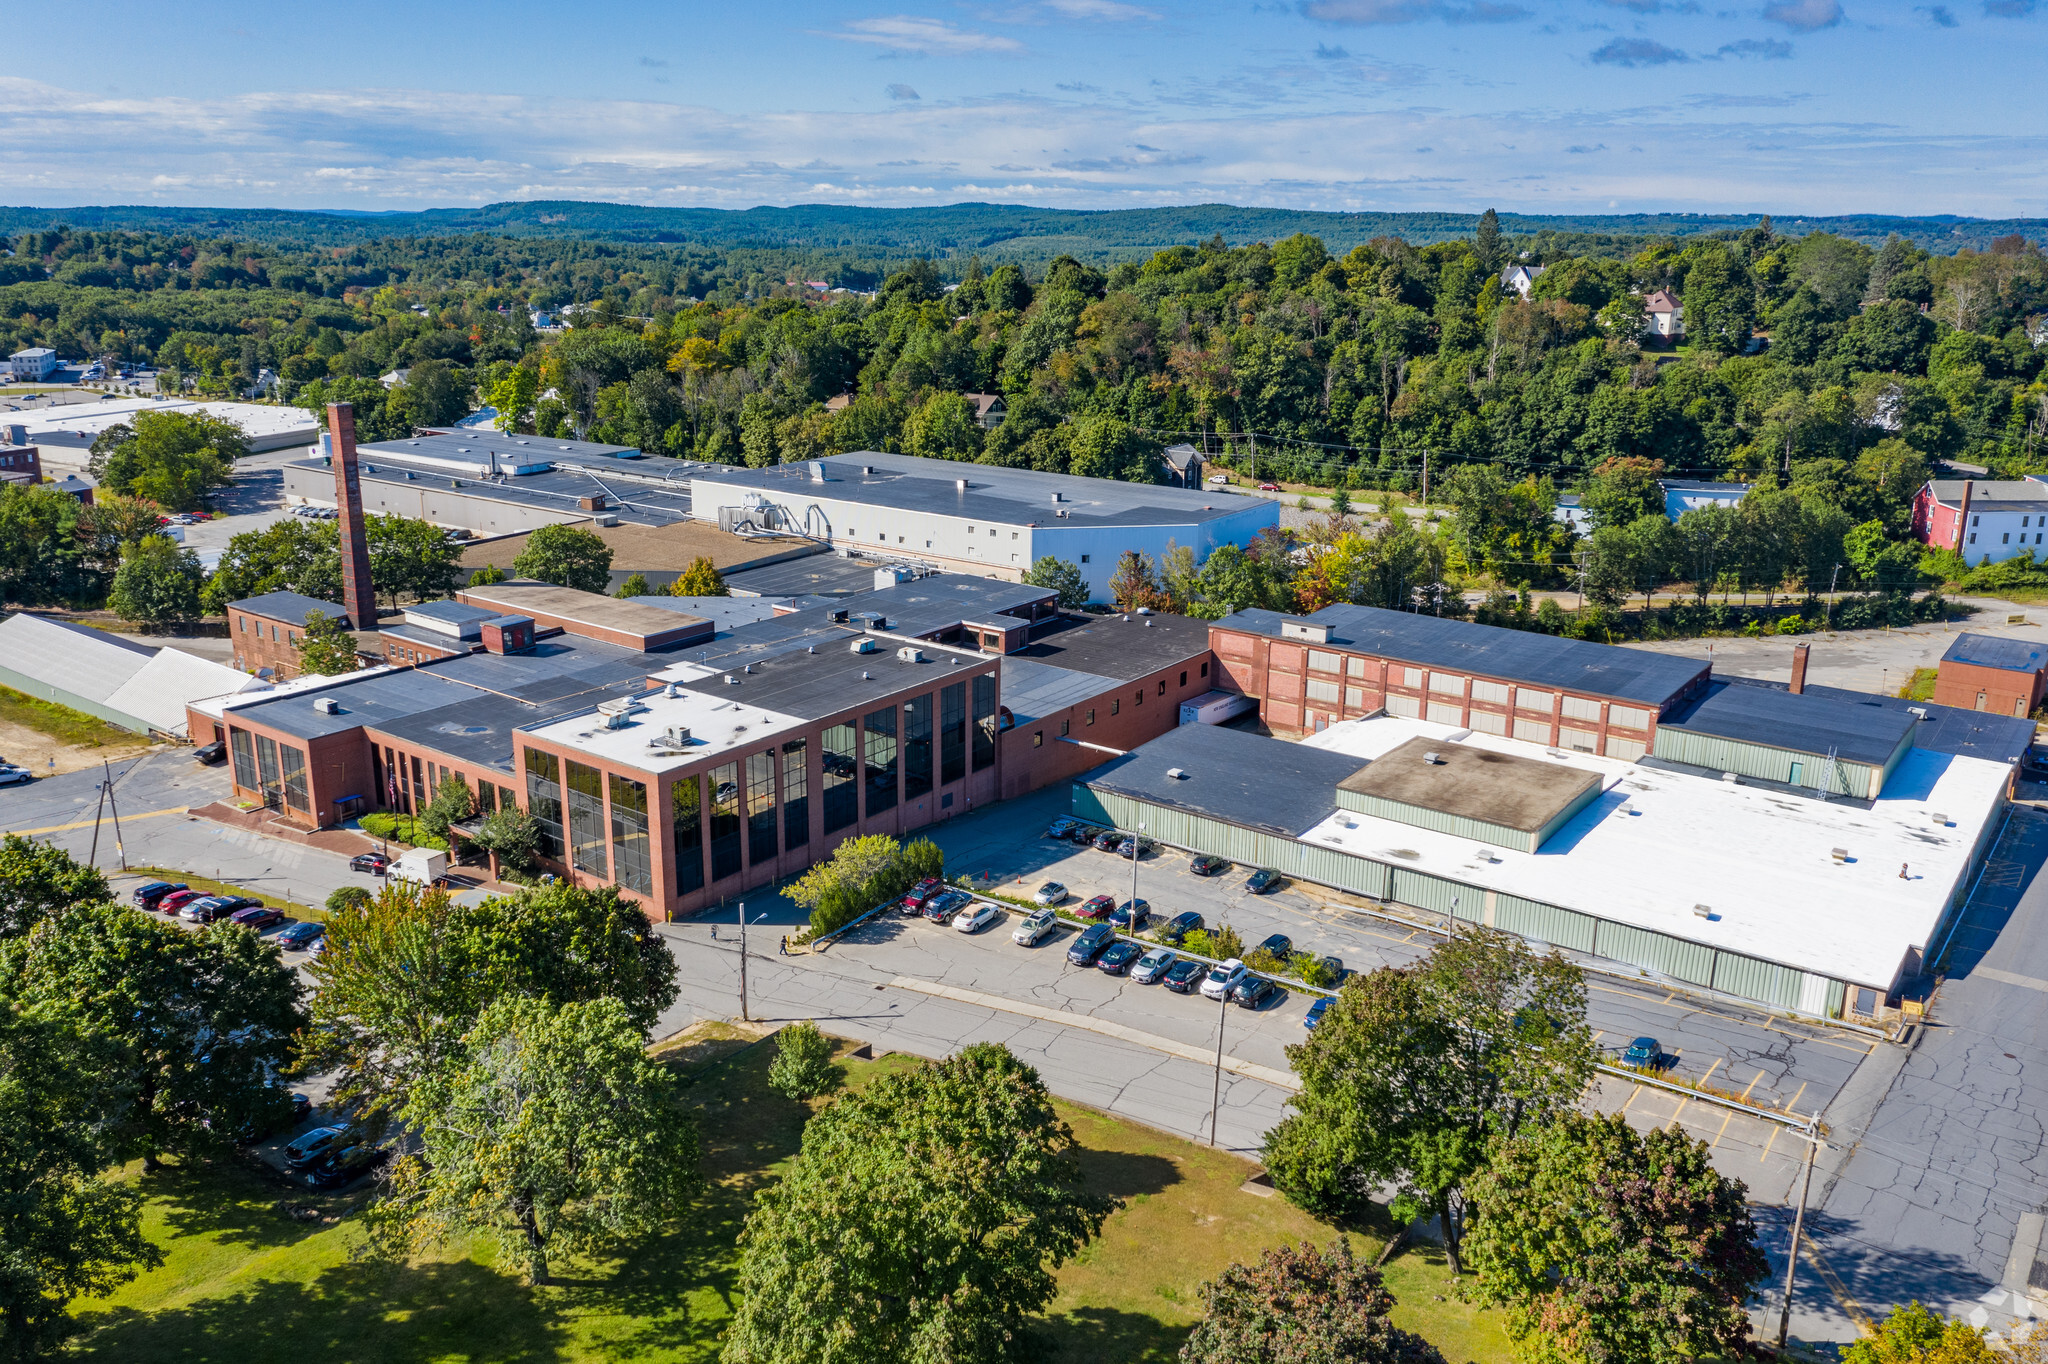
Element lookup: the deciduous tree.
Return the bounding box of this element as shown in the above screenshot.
[1180,1239,1445,1364]
[670,556,728,596]
[0,836,108,940]
[107,534,203,629]
[87,410,244,511]
[512,523,612,594]
[293,608,360,675]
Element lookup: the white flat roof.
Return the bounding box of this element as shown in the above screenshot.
[16,397,319,445]
[522,685,806,776]
[1295,715,2008,989]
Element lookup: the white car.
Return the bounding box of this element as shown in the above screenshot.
[953,901,1002,934]
[1013,907,1059,946]
[1207,473,1230,484]
[1033,881,1068,906]
[1200,957,1248,1001]
[0,765,31,787]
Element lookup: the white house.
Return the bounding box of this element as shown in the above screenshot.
[7,347,58,381]
[1659,480,1748,521]
[1500,264,1545,299]
[1644,290,1684,341]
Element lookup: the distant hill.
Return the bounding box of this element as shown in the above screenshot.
[2,200,2043,262]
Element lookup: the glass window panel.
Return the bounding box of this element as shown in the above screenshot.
[822,725,858,834]
[903,692,933,801]
[609,774,652,894]
[940,682,966,785]
[864,706,898,816]
[524,747,563,858]
[230,728,256,791]
[476,781,496,816]
[565,760,608,879]
[498,784,516,812]
[782,739,809,848]
[971,673,997,771]
[710,762,742,881]
[280,745,310,814]
[747,750,778,867]
[672,774,705,895]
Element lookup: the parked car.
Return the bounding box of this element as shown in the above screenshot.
[180,896,235,924]
[1258,481,1280,492]
[1109,899,1152,930]
[1013,908,1059,946]
[0,764,32,787]
[131,881,186,909]
[1045,817,1078,839]
[1069,824,1105,844]
[274,921,325,950]
[1245,868,1283,894]
[1131,948,1177,984]
[1252,933,1294,960]
[1316,956,1346,985]
[1096,940,1143,975]
[953,901,1002,934]
[1115,836,1156,859]
[904,877,945,910]
[1622,1036,1662,1069]
[1163,958,1207,993]
[1305,997,1333,1030]
[192,741,226,766]
[1067,923,1116,966]
[924,889,972,924]
[305,1143,388,1189]
[1201,958,1249,1000]
[1076,894,1117,920]
[1233,975,1282,1009]
[1206,473,1230,485]
[349,853,390,874]
[1033,881,1068,906]
[1091,830,1123,852]
[229,905,285,931]
[283,1125,348,1170]
[157,889,205,915]
[1188,854,1230,877]
[1158,911,1204,945]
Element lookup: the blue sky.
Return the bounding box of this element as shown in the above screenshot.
[3,0,2043,216]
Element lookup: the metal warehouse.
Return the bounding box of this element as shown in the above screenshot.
[1071,712,2012,1021]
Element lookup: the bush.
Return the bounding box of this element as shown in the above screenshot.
[788,835,946,938]
[1294,952,1339,989]
[767,1020,838,1101]
[1182,924,1244,961]
[360,812,400,838]
[326,885,372,914]
[1244,947,1287,976]
[355,811,448,851]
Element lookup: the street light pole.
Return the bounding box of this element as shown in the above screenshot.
[1776,1125,1819,1351]
[1129,822,1145,931]
[738,902,750,1022]
[1209,988,1228,1148]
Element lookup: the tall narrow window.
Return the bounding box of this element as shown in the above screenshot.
[864,707,898,816]
[710,762,742,881]
[782,738,809,849]
[524,747,563,858]
[747,750,778,867]
[903,692,933,801]
[411,754,425,808]
[971,673,997,771]
[940,682,966,785]
[280,745,310,814]
[609,774,652,894]
[498,784,517,812]
[822,724,858,833]
[476,781,496,817]
[565,760,608,878]
[672,774,705,895]
[256,735,282,808]
[230,728,256,792]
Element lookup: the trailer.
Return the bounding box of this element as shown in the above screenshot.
[1178,690,1257,727]
[389,847,449,887]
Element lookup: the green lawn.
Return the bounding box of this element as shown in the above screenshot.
[0,684,145,749]
[65,1026,1514,1363]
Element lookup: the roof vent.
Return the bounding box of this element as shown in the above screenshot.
[743,663,753,674]
[850,638,878,654]
[897,646,925,663]
[665,682,681,698]
[1166,767,1187,780]
[1909,706,1930,719]
[725,673,738,685]
[1421,751,1445,765]
[861,670,871,680]
[956,477,969,491]
[1476,848,1501,863]
[1830,847,1849,862]
[861,464,875,475]
[807,645,816,654]
[1693,904,1714,919]
[1722,772,1739,784]
[1136,606,1154,616]
[313,697,339,715]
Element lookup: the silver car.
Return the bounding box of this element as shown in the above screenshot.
[1012,907,1059,946]
[953,901,1002,934]
[1131,947,1177,984]
[1033,881,1068,906]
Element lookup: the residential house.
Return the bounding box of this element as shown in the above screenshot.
[1659,480,1749,521]
[964,393,1007,430]
[1912,478,2048,564]
[1500,264,1545,299]
[1644,290,1684,342]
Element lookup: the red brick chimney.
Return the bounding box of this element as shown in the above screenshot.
[1956,479,1974,552]
[1790,642,1809,695]
[328,404,377,631]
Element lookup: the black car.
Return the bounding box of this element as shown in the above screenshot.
[192,740,226,766]
[305,1143,388,1189]
[1067,923,1116,966]
[1096,940,1144,975]
[1162,958,1207,993]
[1253,933,1294,960]
[1189,854,1230,877]
[1232,975,1283,1009]
[1159,911,1204,945]
[1245,868,1284,894]
[1091,830,1123,852]
[131,880,186,909]
[349,853,389,874]
[1109,899,1151,930]
[283,1125,348,1170]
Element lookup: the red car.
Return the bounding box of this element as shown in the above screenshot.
[229,905,285,931]
[156,889,205,915]
[903,878,945,910]
[1258,482,1280,492]
[1076,894,1117,920]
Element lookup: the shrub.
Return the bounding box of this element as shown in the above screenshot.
[326,885,372,914]
[788,834,946,938]
[1244,947,1287,975]
[1294,952,1339,989]
[360,812,400,838]
[767,1020,838,1101]
[471,806,541,873]
[1182,924,1244,961]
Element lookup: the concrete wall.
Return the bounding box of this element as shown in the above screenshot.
[284,463,590,536]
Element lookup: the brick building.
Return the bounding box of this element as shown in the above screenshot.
[1933,632,2048,719]
[228,592,367,679]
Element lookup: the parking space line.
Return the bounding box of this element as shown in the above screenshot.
[1667,1095,1690,1130]
[1783,1080,1808,1115]
[1759,1125,1780,1163]
[1740,1070,1765,1101]
[1697,1057,1723,1088]
[1620,1083,1643,1115]
[1711,1110,1734,1149]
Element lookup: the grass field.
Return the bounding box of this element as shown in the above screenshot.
[0,684,144,749]
[1897,666,1939,700]
[64,1026,1513,1363]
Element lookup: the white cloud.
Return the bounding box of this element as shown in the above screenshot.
[1041,0,1161,17]
[828,16,1026,53]
[1761,0,1844,28]
[1302,0,1531,23]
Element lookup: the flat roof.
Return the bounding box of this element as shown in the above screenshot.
[1217,604,1708,707]
[405,599,500,626]
[457,583,709,646]
[1010,610,1215,682]
[1660,679,1916,767]
[1747,679,2034,766]
[305,451,698,528]
[1338,735,1597,833]
[1928,480,2048,506]
[694,451,1274,529]
[722,554,900,598]
[362,431,639,466]
[1293,714,2010,990]
[627,596,787,630]
[653,632,994,723]
[522,687,807,776]
[1942,632,2048,674]
[830,574,1053,637]
[227,591,347,628]
[457,519,811,576]
[1082,722,1370,839]
[15,397,319,447]
[1000,655,1121,725]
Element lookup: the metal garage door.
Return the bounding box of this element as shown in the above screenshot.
[1494,894,1598,953]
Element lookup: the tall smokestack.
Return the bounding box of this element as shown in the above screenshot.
[1790,642,1809,695]
[328,403,377,631]
[1956,479,1975,553]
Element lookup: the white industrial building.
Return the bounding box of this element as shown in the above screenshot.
[13,396,321,454]
[0,613,258,737]
[691,453,1278,603]
[8,348,59,381]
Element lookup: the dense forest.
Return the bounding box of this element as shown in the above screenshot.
[5,210,2047,626]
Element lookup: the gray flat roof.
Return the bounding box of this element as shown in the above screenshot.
[722,555,898,598]
[1338,736,1598,833]
[1660,679,1916,767]
[231,591,347,628]
[1942,632,2048,674]
[1010,611,1214,682]
[1218,605,1708,707]
[406,599,499,626]
[627,596,787,630]
[834,575,1053,637]
[363,431,640,465]
[999,656,1119,725]
[673,633,990,722]
[294,452,698,528]
[1778,680,2034,766]
[1082,723,1361,838]
[458,583,710,643]
[695,451,1271,529]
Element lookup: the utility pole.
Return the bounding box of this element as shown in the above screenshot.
[738,902,750,1022]
[1421,447,1430,507]
[1129,822,1145,930]
[1825,563,1842,630]
[1776,1126,1819,1351]
[1209,989,1228,1147]
[104,759,127,871]
[1249,429,1258,482]
[86,768,108,867]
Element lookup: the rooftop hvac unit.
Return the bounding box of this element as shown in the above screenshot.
[596,698,643,717]
[1693,904,1714,919]
[313,697,339,715]
[1830,847,1849,862]
[664,726,692,747]
[850,638,878,654]
[1166,767,1188,780]
[897,646,925,663]
[1421,751,1445,765]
